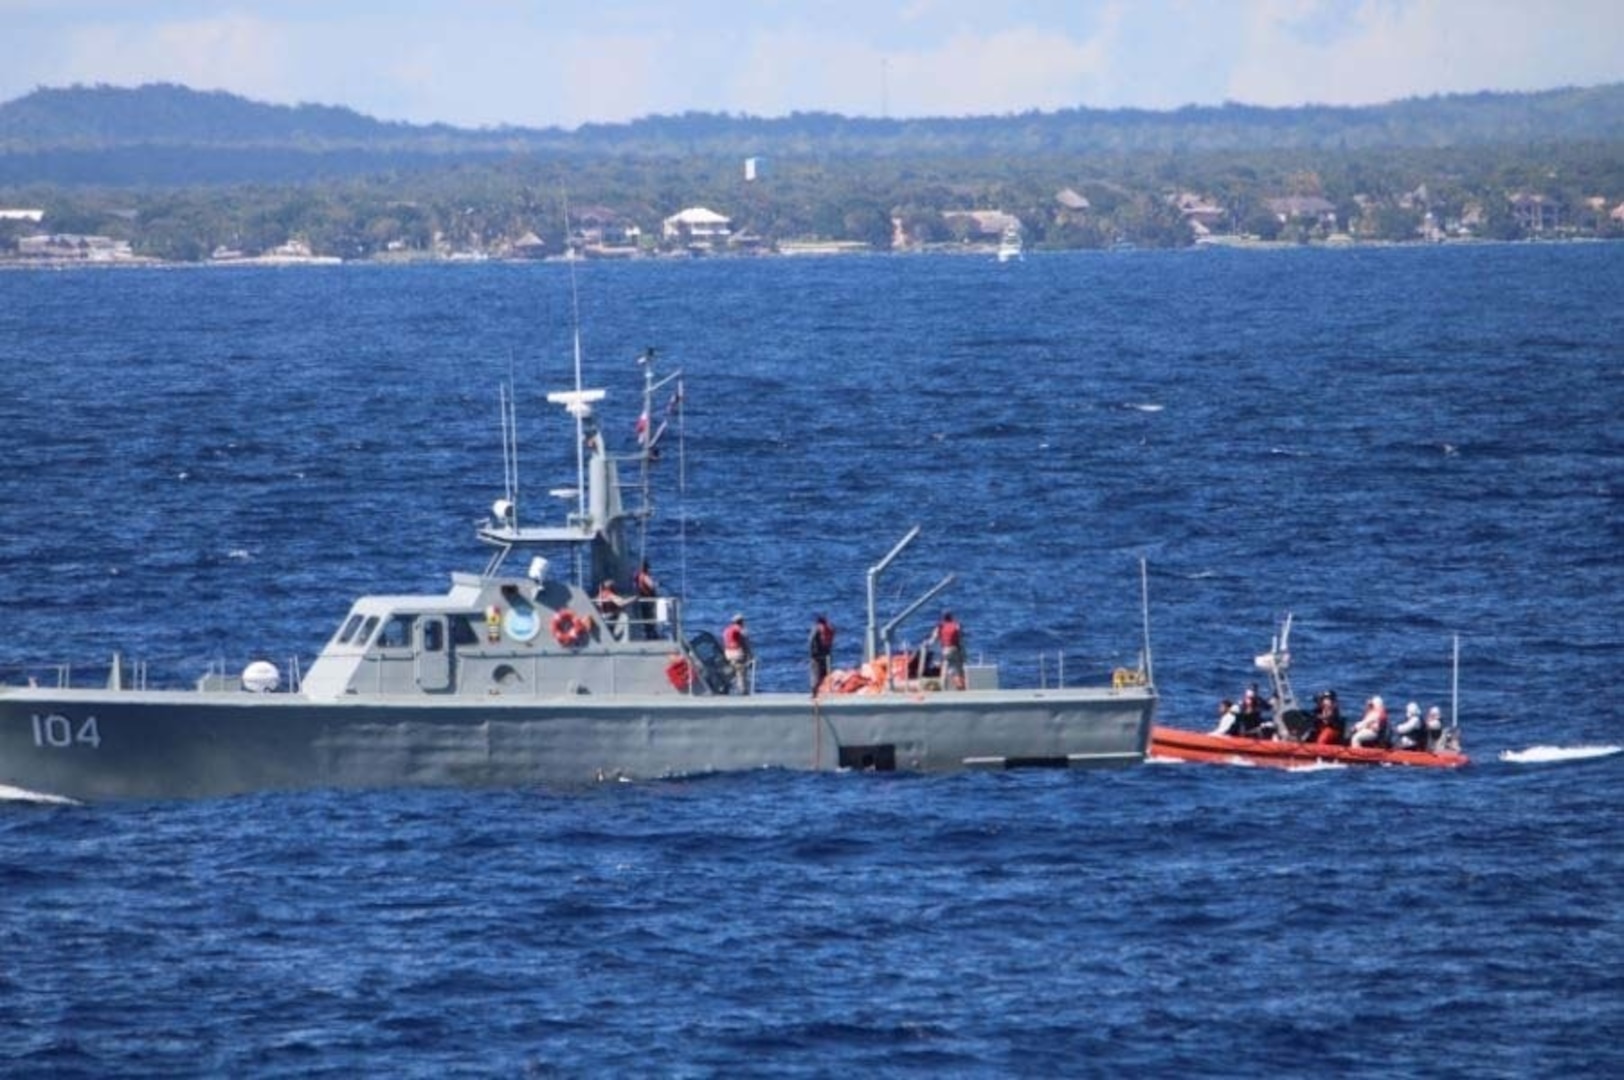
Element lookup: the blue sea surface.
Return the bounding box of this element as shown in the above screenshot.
[1,245,1621,1076]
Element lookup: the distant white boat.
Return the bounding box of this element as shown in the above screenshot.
[212,239,341,266]
[996,225,1023,263]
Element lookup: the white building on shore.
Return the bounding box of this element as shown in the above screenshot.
[662,207,732,245]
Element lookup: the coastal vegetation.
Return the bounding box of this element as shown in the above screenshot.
[2,83,1623,262]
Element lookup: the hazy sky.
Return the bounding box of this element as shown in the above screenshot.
[6,1,1623,129]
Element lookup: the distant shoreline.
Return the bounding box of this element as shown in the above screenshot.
[6,235,1610,272]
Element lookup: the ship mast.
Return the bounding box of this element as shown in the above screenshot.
[633,348,683,559]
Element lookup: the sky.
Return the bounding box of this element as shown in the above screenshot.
[5,1,1623,130]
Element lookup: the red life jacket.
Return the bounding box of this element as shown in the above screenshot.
[815,622,835,654]
[938,619,962,648]
[723,624,745,651]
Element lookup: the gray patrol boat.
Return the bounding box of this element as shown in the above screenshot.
[0,356,1156,802]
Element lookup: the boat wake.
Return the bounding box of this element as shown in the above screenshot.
[1146,753,1347,772]
[1498,745,1621,765]
[0,783,77,806]
[1280,758,1350,773]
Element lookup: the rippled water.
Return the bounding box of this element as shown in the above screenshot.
[1,245,1621,1076]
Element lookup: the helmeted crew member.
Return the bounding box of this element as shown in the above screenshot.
[1394,701,1429,751]
[1424,705,1445,751]
[932,611,967,690]
[1234,684,1274,738]
[808,613,836,694]
[1350,695,1391,749]
[723,613,754,695]
[1399,704,1448,752]
[1308,690,1346,745]
[634,559,660,639]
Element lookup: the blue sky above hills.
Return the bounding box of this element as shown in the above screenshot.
[5,1,1622,129]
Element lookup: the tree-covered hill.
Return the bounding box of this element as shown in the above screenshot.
[3,81,1623,187]
[0,83,421,146]
[3,82,1621,260]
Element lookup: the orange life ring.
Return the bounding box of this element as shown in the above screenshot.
[551,608,591,648]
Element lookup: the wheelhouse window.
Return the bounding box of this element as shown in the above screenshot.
[378,614,414,650]
[336,613,366,645]
[422,618,445,652]
[452,616,482,646]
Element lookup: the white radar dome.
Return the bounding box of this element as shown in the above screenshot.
[242,660,281,693]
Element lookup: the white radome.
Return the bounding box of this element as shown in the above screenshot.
[242,660,281,693]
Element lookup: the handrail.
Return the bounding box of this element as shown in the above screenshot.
[1,655,295,693]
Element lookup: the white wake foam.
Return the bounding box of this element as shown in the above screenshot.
[1498,745,1622,765]
[0,783,76,805]
[1281,759,1350,773]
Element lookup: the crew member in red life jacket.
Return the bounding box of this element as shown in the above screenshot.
[808,613,836,694]
[633,559,660,639]
[1308,690,1346,745]
[596,579,631,638]
[1349,695,1391,749]
[932,611,966,690]
[722,613,754,695]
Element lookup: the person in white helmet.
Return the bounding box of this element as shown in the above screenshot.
[1394,701,1428,750]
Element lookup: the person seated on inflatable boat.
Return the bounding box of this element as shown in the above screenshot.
[1233,684,1276,739]
[1349,695,1393,749]
[1425,705,1446,750]
[1210,698,1240,736]
[1306,690,1346,745]
[1394,702,1425,750]
[1395,702,1447,752]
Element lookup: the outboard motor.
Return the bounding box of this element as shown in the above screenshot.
[1277,708,1315,741]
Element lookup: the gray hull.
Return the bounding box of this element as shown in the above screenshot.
[1,354,1160,803]
[0,685,1154,802]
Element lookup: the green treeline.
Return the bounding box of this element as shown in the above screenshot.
[2,83,1623,260]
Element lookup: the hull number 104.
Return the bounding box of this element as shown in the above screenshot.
[31,713,102,750]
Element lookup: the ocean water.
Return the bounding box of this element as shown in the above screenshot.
[1,245,1621,1076]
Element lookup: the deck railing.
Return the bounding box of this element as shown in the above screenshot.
[0,655,304,693]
